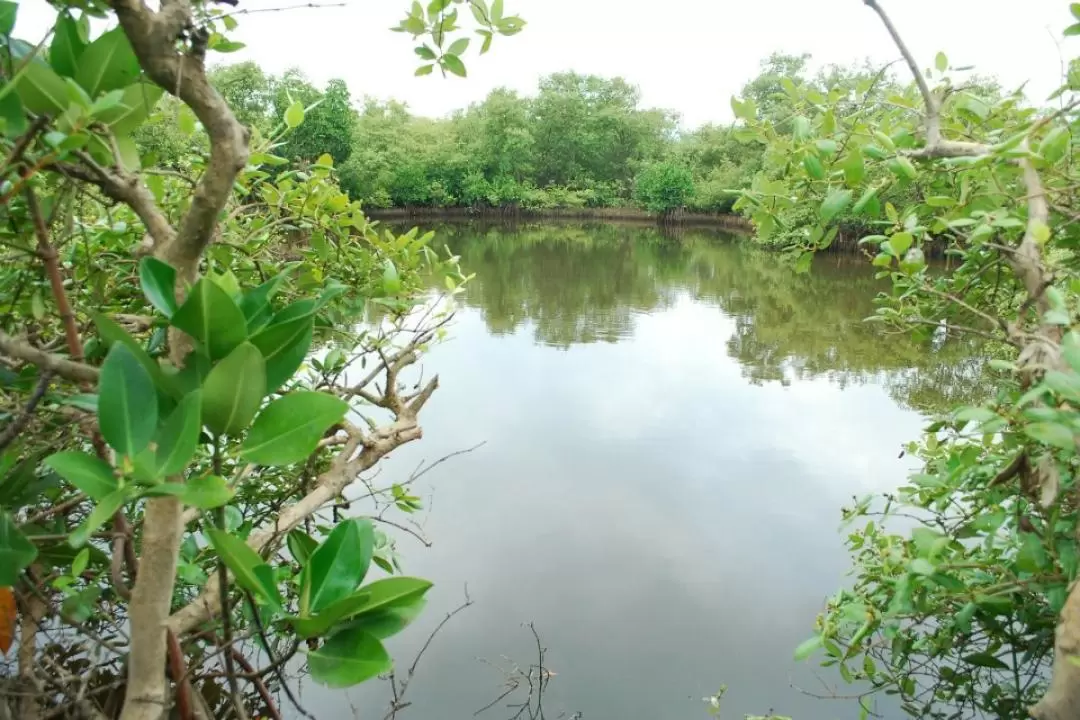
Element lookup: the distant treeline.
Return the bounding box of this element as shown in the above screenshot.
[136,61,773,214]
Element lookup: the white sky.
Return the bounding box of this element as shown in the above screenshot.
[15,0,1076,128]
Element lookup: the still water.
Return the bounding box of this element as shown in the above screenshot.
[306,222,983,720]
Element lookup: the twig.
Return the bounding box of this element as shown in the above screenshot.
[0,369,52,452]
[242,590,315,720]
[385,588,474,720]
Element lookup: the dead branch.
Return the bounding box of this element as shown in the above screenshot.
[385,588,474,720]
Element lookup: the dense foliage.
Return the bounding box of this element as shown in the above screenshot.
[132,60,782,215]
[0,1,521,719]
[729,3,1080,720]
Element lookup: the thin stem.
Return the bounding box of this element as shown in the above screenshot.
[212,437,248,720]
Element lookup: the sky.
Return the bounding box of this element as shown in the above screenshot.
[15,0,1076,128]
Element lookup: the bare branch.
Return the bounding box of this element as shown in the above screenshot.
[57,153,176,250]
[109,0,250,280]
[0,330,99,384]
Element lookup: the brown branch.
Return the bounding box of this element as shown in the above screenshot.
[2,115,49,174]
[57,154,176,251]
[17,568,47,720]
[25,187,82,360]
[110,0,250,281]
[0,369,53,452]
[0,330,99,383]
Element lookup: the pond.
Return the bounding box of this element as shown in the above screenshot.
[303,221,986,720]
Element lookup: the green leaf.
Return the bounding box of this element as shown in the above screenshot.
[201,342,266,437]
[241,391,349,466]
[842,152,864,186]
[285,100,304,128]
[954,602,976,633]
[239,270,292,332]
[0,1,15,36]
[288,529,319,566]
[862,144,888,160]
[74,27,140,97]
[302,518,375,614]
[447,37,469,55]
[889,232,914,256]
[206,527,280,608]
[50,13,86,78]
[1063,332,1080,374]
[139,257,177,317]
[92,313,178,398]
[178,105,196,135]
[249,315,314,394]
[179,474,234,509]
[61,586,100,623]
[852,187,879,216]
[145,391,202,479]
[292,578,432,639]
[342,576,432,617]
[0,90,26,137]
[115,134,140,171]
[442,53,466,78]
[352,596,427,639]
[935,52,948,72]
[1040,125,1070,165]
[0,512,36,585]
[963,652,1010,670]
[170,278,249,361]
[801,154,824,180]
[14,60,71,115]
[794,635,823,661]
[792,115,811,141]
[308,627,391,688]
[909,558,936,576]
[71,547,89,577]
[415,64,434,77]
[1016,532,1049,574]
[819,189,852,224]
[69,488,126,548]
[95,82,164,134]
[414,45,437,60]
[1024,422,1075,450]
[1072,2,1080,20]
[99,343,158,458]
[887,157,917,181]
[873,130,896,151]
[45,451,118,501]
[814,138,837,156]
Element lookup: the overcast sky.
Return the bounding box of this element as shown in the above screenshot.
[16,0,1076,127]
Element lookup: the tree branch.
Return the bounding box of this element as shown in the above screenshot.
[110,0,250,280]
[168,414,424,636]
[0,330,99,384]
[57,154,176,250]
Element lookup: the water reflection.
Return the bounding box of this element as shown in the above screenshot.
[305,222,984,720]
[434,221,986,413]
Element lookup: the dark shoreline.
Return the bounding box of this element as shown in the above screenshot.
[365,206,754,232]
